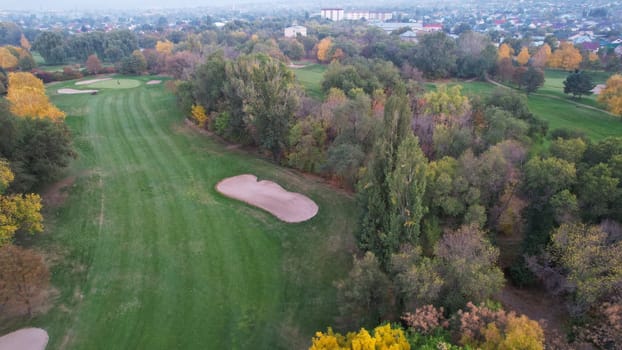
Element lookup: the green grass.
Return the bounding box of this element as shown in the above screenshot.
[293,64,326,100]
[84,78,141,89]
[429,79,622,141]
[6,77,356,349]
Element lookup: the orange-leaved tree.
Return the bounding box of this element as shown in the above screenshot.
[531,44,551,68]
[0,244,50,316]
[7,72,65,120]
[155,40,174,54]
[598,74,622,116]
[316,37,333,63]
[516,47,530,66]
[548,42,582,70]
[498,43,514,61]
[0,47,18,70]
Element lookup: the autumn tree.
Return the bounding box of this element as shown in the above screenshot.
[6,72,65,120]
[310,324,410,350]
[531,44,551,68]
[19,34,30,51]
[155,40,174,55]
[0,47,18,70]
[597,74,622,116]
[516,47,530,66]
[0,244,50,316]
[548,42,582,70]
[316,37,333,63]
[190,104,208,128]
[0,160,43,246]
[497,43,514,61]
[563,70,595,99]
[85,54,103,75]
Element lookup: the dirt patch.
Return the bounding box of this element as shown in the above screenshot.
[57,89,98,95]
[146,80,162,85]
[496,285,568,337]
[216,174,318,223]
[42,176,77,207]
[75,78,111,85]
[0,328,48,350]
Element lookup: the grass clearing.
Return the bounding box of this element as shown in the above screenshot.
[2,77,356,349]
[293,64,326,100]
[429,79,622,141]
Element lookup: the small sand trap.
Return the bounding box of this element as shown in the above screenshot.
[591,84,606,95]
[76,78,111,85]
[57,88,98,94]
[216,174,318,223]
[0,328,48,350]
[146,80,162,85]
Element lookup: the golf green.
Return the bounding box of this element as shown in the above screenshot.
[86,79,141,89]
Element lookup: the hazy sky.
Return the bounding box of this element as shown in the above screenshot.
[1,0,240,11]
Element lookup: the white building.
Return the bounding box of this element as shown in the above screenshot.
[321,8,345,21]
[344,11,393,21]
[284,25,307,38]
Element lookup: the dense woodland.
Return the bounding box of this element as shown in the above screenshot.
[1,14,622,349]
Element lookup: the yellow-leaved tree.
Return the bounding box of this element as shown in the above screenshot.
[598,74,622,116]
[548,42,582,70]
[7,72,65,120]
[516,47,530,66]
[310,324,410,350]
[316,37,333,63]
[0,47,18,70]
[190,104,208,128]
[498,43,514,61]
[0,159,44,246]
[155,40,174,54]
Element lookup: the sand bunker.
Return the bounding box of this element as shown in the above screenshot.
[0,328,48,350]
[57,88,99,94]
[591,84,606,95]
[146,80,162,85]
[76,78,111,85]
[216,174,318,223]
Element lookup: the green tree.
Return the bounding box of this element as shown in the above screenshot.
[33,31,65,65]
[358,92,420,265]
[523,157,577,206]
[520,67,544,95]
[412,32,457,79]
[335,252,392,329]
[578,163,619,221]
[563,71,595,99]
[434,225,504,311]
[548,223,622,311]
[238,54,300,161]
[549,137,587,163]
[192,51,228,114]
